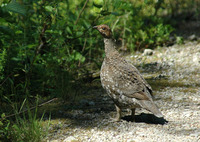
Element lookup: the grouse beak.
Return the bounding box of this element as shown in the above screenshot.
[93,26,98,29]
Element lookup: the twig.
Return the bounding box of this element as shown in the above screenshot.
[2,98,58,119]
[37,23,48,54]
[75,0,90,25]
[0,73,13,86]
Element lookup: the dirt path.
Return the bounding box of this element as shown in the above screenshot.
[46,41,200,142]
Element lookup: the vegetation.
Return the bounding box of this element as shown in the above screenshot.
[0,0,199,141]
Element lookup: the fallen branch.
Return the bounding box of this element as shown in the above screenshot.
[2,98,58,119]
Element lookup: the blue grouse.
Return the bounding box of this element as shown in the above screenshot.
[93,24,163,121]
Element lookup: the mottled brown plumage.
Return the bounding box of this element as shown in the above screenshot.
[94,24,163,121]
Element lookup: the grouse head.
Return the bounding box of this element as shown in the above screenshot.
[93,24,112,38]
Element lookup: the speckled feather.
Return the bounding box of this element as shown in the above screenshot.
[94,25,163,120]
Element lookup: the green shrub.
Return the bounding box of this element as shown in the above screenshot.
[0,49,7,81]
[0,113,11,141]
[11,111,49,142]
[0,99,50,142]
[92,0,174,50]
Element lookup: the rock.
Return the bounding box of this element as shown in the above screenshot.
[50,140,59,142]
[143,49,154,56]
[80,99,95,106]
[188,34,197,41]
[63,136,78,142]
[193,55,200,64]
[88,101,95,106]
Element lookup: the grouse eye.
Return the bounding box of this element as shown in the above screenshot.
[102,27,106,30]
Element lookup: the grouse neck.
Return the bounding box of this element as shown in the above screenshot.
[104,38,117,57]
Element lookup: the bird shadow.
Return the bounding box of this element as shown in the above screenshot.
[122,113,168,125]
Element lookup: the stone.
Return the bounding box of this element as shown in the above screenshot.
[188,34,197,41]
[63,136,78,142]
[143,49,154,56]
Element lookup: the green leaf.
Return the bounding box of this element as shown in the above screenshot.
[14,74,20,77]
[45,6,54,12]
[0,25,13,35]
[75,52,81,60]
[0,17,7,23]
[83,20,90,28]
[1,113,5,118]
[5,1,26,15]
[11,57,22,61]
[15,30,23,34]
[125,27,132,32]
[66,27,72,35]
[113,1,121,8]
[80,56,85,62]
[93,2,103,8]
[27,44,37,49]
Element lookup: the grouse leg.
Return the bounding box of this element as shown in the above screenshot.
[114,104,121,122]
[131,108,136,121]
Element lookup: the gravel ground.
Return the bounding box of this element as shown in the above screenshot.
[47,41,200,142]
